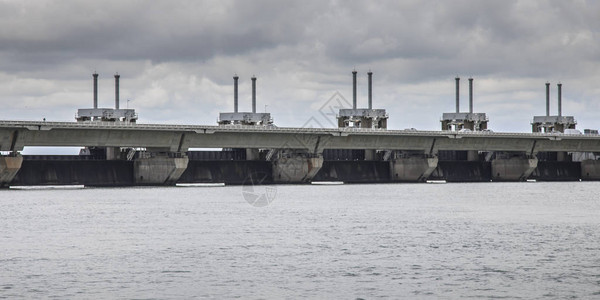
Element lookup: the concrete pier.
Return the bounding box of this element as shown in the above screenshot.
[491,155,538,181]
[272,155,323,183]
[580,159,600,180]
[0,156,23,187]
[134,153,189,185]
[390,156,438,182]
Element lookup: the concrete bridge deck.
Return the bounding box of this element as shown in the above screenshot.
[1,120,600,154]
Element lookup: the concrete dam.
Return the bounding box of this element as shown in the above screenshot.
[2,72,600,187]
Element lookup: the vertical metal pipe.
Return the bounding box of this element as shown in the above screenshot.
[233,75,239,113]
[93,73,98,109]
[546,82,550,116]
[468,77,473,113]
[251,76,257,113]
[368,71,373,110]
[352,70,357,109]
[114,74,120,110]
[455,77,460,113]
[557,83,562,117]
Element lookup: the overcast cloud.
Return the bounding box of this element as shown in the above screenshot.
[1,0,599,132]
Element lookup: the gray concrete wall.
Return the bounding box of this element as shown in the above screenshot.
[491,157,538,181]
[0,156,23,187]
[272,156,323,183]
[134,155,189,185]
[390,157,438,182]
[581,160,600,180]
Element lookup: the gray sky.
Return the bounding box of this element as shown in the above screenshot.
[1,0,599,132]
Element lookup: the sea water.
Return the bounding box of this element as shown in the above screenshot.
[1,182,599,298]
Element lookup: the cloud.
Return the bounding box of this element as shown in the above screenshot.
[1,0,600,132]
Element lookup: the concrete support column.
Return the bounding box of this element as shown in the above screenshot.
[467,150,479,161]
[272,155,323,183]
[0,155,23,187]
[364,150,376,161]
[557,151,568,162]
[105,147,121,160]
[390,156,438,182]
[134,153,189,185]
[491,156,538,181]
[246,148,260,161]
[580,159,600,180]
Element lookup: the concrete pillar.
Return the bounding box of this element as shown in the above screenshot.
[467,150,479,161]
[0,156,23,187]
[134,154,189,185]
[581,159,600,180]
[491,156,538,181]
[364,149,376,161]
[105,147,121,160]
[246,148,260,161]
[390,156,438,182]
[272,155,323,183]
